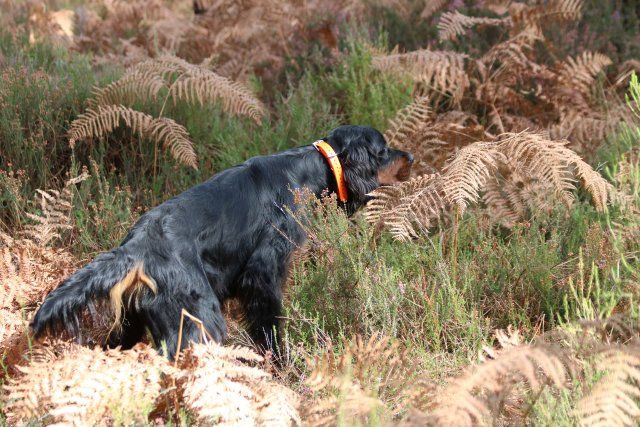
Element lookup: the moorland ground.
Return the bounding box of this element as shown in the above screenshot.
[1,0,640,425]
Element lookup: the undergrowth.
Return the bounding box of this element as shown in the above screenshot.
[1,0,639,426]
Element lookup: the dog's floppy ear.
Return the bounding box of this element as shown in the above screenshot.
[341,137,371,166]
[339,136,379,202]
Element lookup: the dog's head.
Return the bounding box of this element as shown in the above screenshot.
[325,125,413,210]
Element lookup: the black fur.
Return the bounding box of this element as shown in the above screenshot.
[31,125,413,359]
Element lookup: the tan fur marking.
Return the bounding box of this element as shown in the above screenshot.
[109,262,157,336]
[378,157,412,185]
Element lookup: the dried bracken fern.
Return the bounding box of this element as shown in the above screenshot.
[69,105,154,147]
[479,325,524,362]
[365,174,447,240]
[372,49,470,104]
[558,51,613,99]
[441,141,503,212]
[510,0,584,32]
[421,0,449,19]
[148,117,198,170]
[384,96,432,148]
[22,171,89,246]
[499,133,614,211]
[68,105,198,169]
[2,342,169,426]
[1,174,85,354]
[549,110,612,158]
[177,341,300,426]
[367,132,614,239]
[385,99,486,174]
[438,10,510,41]
[2,335,302,426]
[396,316,640,426]
[1,251,75,359]
[425,344,569,426]
[574,348,640,427]
[88,69,166,108]
[129,55,265,123]
[168,72,265,124]
[420,0,449,19]
[481,168,556,227]
[0,234,77,315]
[303,334,412,424]
[479,27,542,77]
[73,55,265,169]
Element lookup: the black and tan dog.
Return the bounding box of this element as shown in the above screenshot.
[31,125,413,358]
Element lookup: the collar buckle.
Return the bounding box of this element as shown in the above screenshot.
[313,140,337,158]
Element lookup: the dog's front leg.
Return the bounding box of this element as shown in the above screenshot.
[236,232,296,358]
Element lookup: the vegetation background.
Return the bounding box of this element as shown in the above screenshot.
[0,0,639,425]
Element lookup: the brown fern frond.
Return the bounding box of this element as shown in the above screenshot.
[0,309,23,353]
[139,55,265,123]
[2,342,169,426]
[500,133,613,211]
[177,341,300,426]
[428,345,569,426]
[548,109,620,160]
[481,175,523,228]
[384,96,432,148]
[480,28,542,76]
[22,171,89,246]
[0,233,77,316]
[497,133,577,206]
[304,334,411,424]
[438,10,510,41]
[169,74,264,123]
[129,56,189,80]
[304,379,384,427]
[365,174,447,241]
[574,348,640,427]
[68,104,153,147]
[556,146,615,212]
[68,105,198,169]
[558,51,612,98]
[88,69,166,108]
[256,382,303,427]
[367,131,613,238]
[420,0,449,19]
[482,163,561,228]
[88,55,265,123]
[479,325,524,362]
[23,189,72,245]
[441,141,503,212]
[148,117,198,170]
[389,111,485,175]
[365,139,500,239]
[510,0,584,32]
[372,49,469,104]
[546,0,584,21]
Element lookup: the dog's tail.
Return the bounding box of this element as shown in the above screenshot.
[31,250,157,338]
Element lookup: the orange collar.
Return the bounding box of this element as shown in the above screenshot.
[313,140,348,202]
